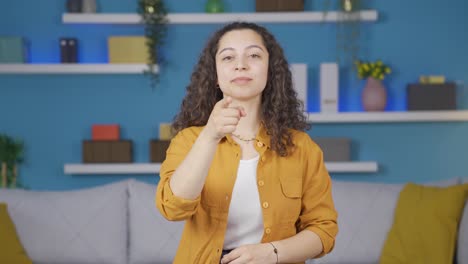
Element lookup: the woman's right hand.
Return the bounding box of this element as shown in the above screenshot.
[204,96,246,142]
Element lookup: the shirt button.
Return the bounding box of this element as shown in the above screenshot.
[225,195,229,200]
[262,202,269,209]
[258,180,265,186]
[257,141,264,147]
[265,228,271,234]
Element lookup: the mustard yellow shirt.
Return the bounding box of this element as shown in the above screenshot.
[156,125,338,264]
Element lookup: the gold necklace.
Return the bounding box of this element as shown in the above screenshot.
[231,133,256,143]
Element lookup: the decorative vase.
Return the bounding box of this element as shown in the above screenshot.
[66,0,82,13]
[81,0,97,13]
[205,0,224,13]
[361,77,387,111]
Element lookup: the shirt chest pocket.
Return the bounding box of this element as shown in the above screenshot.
[278,174,302,223]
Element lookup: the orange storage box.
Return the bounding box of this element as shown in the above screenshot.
[92,124,120,141]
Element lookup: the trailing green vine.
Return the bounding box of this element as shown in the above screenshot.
[137,0,168,89]
[321,0,364,66]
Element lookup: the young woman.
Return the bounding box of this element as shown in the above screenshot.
[156,22,338,264]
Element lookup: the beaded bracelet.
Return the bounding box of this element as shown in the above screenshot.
[269,242,278,264]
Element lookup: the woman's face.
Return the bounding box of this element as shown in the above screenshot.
[215,29,269,101]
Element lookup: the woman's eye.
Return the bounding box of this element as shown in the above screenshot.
[222,56,233,61]
[249,54,260,59]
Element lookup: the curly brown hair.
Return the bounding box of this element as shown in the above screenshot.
[172,22,310,156]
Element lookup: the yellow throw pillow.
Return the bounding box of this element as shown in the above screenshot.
[380,183,468,264]
[0,203,33,264]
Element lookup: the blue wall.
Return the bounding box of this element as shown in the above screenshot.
[1,0,467,190]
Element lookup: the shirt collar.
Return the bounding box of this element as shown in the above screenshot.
[256,122,271,148]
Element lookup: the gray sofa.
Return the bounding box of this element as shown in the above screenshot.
[310,177,468,264]
[0,177,466,264]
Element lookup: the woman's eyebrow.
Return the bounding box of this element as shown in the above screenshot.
[245,45,264,52]
[217,47,234,55]
[217,45,265,55]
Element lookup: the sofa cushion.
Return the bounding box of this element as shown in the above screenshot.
[380,183,468,263]
[315,178,459,264]
[458,177,468,264]
[0,203,32,264]
[0,180,128,264]
[128,179,184,264]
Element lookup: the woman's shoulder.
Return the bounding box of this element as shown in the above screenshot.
[289,129,311,143]
[289,129,322,153]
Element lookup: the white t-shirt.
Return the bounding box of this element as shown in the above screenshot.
[223,155,264,249]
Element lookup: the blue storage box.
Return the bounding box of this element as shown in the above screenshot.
[0,37,28,63]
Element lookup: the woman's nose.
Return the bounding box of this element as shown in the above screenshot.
[235,58,248,71]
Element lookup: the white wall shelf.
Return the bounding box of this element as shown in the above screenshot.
[0,64,154,74]
[64,163,162,174]
[64,161,377,175]
[307,110,468,123]
[326,162,378,173]
[62,10,378,24]
[0,64,305,82]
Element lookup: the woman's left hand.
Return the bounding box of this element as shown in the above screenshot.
[220,243,276,264]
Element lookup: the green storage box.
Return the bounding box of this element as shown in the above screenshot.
[0,37,27,63]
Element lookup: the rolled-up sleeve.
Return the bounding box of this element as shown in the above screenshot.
[297,137,338,258]
[156,128,201,221]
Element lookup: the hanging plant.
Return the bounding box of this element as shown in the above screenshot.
[137,0,168,89]
[321,0,364,66]
[336,0,363,66]
[321,0,332,21]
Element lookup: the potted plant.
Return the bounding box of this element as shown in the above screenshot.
[205,0,224,13]
[0,134,25,188]
[355,59,392,80]
[137,0,168,89]
[355,59,392,111]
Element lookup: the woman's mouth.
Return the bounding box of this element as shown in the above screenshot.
[231,77,252,85]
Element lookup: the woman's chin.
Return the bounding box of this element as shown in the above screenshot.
[229,94,261,102]
[223,88,263,100]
